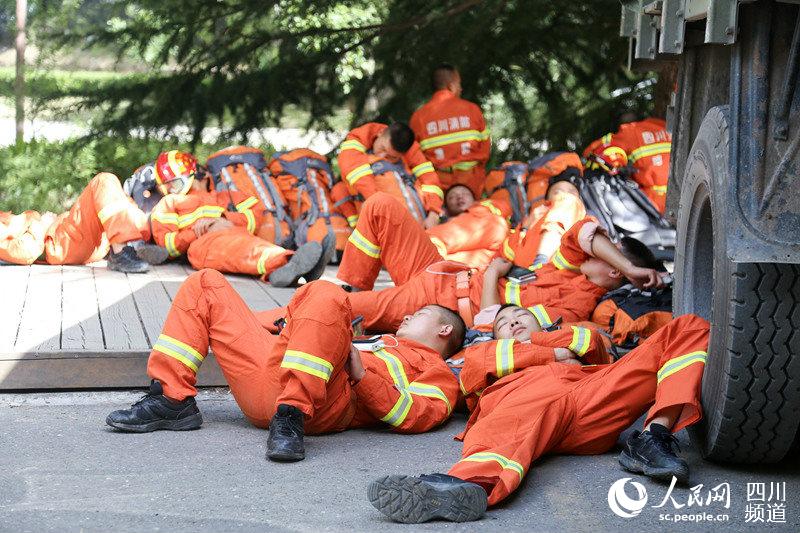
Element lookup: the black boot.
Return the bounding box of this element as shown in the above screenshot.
[266,404,305,462]
[106,380,202,432]
[131,241,170,265]
[268,241,323,287]
[107,245,150,273]
[368,473,488,524]
[618,424,690,483]
[302,232,336,283]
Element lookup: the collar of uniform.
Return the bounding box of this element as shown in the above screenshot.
[431,89,457,102]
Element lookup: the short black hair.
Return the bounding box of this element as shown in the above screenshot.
[432,63,459,91]
[619,236,663,271]
[429,304,467,358]
[388,122,415,153]
[491,304,531,338]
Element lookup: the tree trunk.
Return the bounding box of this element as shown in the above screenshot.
[15,0,27,145]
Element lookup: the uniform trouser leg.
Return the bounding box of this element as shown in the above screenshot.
[44,172,147,264]
[337,192,441,290]
[447,314,709,506]
[187,227,292,280]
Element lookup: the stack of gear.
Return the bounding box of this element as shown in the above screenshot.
[206,146,294,248]
[267,149,352,257]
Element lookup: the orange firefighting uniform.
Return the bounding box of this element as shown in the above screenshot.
[150,190,292,279]
[446,314,707,505]
[0,173,149,265]
[338,193,511,290]
[589,118,672,213]
[147,272,458,433]
[337,123,444,218]
[499,191,586,269]
[409,89,490,198]
[332,212,609,333]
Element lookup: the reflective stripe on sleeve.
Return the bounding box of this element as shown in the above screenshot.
[420,184,444,200]
[154,334,205,372]
[348,228,381,259]
[346,215,359,227]
[151,212,180,226]
[164,232,180,257]
[495,339,515,378]
[503,281,521,305]
[411,161,435,178]
[568,326,591,356]
[340,139,367,153]
[479,200,502,216]
[657,351,707,384]
[281,349,334,381]
[551,248,580,272]
[178,206,225,228]
[344,163,373,186]
[527,305,553,328]
[406,382,452,415]
[97,200,133,224]
[460,451,524,478]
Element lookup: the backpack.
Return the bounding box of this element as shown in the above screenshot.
[267,149,352,252]
[485,152,583,226]
[579,166,676,258]
[205,146,294,248]
[123,163,163,214]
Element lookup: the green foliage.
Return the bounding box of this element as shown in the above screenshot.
[0,67,137,100]
[0,137,233,213]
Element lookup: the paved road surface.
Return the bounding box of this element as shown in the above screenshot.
[1,390,798,533]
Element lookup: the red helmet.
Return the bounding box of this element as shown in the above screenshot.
[154,150,197,196]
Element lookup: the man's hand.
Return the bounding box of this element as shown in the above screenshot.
[345,344,366,383]
[205,218,234,234]
[423,211,440,230]
[554,347,581,365]
[486,257,513,278]
[623,266,664,290]
[193,218,216,238]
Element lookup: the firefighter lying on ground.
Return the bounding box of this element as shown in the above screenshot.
[368,310,708,523]
[105,274,464,462]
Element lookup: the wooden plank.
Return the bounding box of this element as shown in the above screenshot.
[150,262,190,301]
[223,273,278,311]
[127,266,173,348]
[0,352,227,389]
[15,264,62,353]
[93,268,149,351]
[60,266,104,351]
[0,265,31,352]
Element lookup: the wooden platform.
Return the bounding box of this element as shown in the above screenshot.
[0,261,370,390]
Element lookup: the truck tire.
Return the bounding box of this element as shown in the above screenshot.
[674,105,800,463]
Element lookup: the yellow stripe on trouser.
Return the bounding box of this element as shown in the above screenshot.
[280,349,334,381]
[340,139,367,153]
[551,248,580,272]
[348,228,380,259]
[461,451,525,478]
[420,184,444,200]
[344,164,373,185]
[256,248,275,275]
[502,239,515,261]
[527,305,552,328]
[154,334,205,373]
[373,347,413,426]
[419,130,483,150]
[504,281,521,305]
[657,351,707,384]
[495,339,515,377]
[568,326,591,356]
[164,232,180,257]
[97,200,132,224]
[629,142,671,163]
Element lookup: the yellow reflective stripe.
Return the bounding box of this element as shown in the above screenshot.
[651,185,668,193]
[657,351,707,384]
[461,451,524,478]
[452,161,478,171]
[373,347,414,426]
[406,382,452,415]
[629,142,671,163]
[177,206,225,228]
[411,161,435,178]
[152,212,180,226]
[381,390,413,427]
[495,339,515,378]
[154,334,205,372]
[97,200,132,224]
[373,348,411,388]
[164,232,180,257]
[458,375,468,395]
[348,228,380,259]
[502,238,515,261]
[504,281,521,305]
[601,133,613,144]
[551,248,580,272]
[236,196,259,211]
[601,146,628,162]
[344,163,373,185]
[256,248,273,275]
[346,215,359,228]
[340,139,367,153]
[527,305,552,328]
[568,326,591,356]
[281,349,334,382]
[479,128,490,141]
[236,197,259,234]
[419,129,483,150]
[242,210,256,233]
[420,184,444,200]
[479,200,502,216]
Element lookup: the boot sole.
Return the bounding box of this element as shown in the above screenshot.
[269,242,323,287]
[135,244,170,265]
[303,232,336,283]
[618,451,689,484]
[367,475,487,524]
[106,413,203,433]
[266,449,306,462]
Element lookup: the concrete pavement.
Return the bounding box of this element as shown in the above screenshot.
[1,389,798,533]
